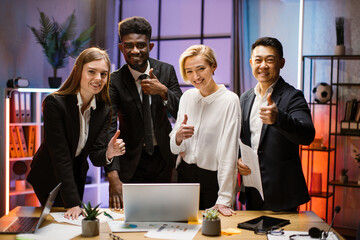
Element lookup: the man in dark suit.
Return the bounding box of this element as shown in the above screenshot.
[105,16,182,209]
[237,37,315,211]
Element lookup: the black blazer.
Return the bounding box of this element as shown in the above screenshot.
[27,94,111,208]
[105,58,182,182]
[240,77,315,211]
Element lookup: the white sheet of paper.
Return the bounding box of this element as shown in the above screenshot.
[107,221,167,232]
[267,231,339,240]
[50,210,124,226]
[144,222,201,240]
[239,140,264,200]
[16,223,81,240]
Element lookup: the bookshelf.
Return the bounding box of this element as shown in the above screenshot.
[301,55,360,232]
[1,88,109,217]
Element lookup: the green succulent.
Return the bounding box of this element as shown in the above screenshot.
[81,201,101,220]
[202,209,219,220]
[27,9,95,78]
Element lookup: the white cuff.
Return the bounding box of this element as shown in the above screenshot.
[170,134,186,154]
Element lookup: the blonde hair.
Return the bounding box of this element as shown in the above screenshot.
[54,47,111,104]
[179,45,217,83]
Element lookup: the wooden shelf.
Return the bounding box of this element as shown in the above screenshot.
[303,55,360,59]
[301,147,335,152]
[9,157,33,162]
[9,188,35,196]
[309,191,333,198]
[329,180,360,188]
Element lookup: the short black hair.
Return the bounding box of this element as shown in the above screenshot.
[251,37,283,59]
[118,16,152,41]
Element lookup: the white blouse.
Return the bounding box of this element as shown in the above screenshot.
[75,92,96,157]
[170,85,240,206]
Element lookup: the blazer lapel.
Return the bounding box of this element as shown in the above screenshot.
[123,67,144,119]
[68,95,80,156]
[149,58,160,120]
[84,102,108,151]
[242,90,255,147]
[258,77,285,146]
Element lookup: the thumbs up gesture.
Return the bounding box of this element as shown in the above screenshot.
[175,114,195,146]
[106,130,126,160]
[259,93,278,125]
[141,68,168,100]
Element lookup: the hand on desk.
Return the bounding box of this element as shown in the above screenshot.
[108,170,123,210]
[64,206,82,220]
[212,204,236,217]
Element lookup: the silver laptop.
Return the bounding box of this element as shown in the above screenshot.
[0,182,61,234]
[123,183,200,222]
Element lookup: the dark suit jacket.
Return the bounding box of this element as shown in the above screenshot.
[240,77,315,211]
[105,58,182,182]
[27,94,111,208]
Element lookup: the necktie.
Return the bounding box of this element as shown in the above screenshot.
[139,74,154,155]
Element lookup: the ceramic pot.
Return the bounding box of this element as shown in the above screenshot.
[82,219,99,237]
[334,45,345,55]
[48,77,62,88]
[202,218,221,236]
[340,175,348,184]
[15,180,26,191]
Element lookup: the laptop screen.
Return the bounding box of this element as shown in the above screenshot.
[36,182,62,229]
[123,183,200,222]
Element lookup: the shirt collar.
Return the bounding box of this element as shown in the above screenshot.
[254,77,279,98]
[128,60,151,81]
[194,84,226,104]
[76,92,97,110]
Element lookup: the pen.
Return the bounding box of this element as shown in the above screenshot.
[109,233,124,240]
[104,211,114,220]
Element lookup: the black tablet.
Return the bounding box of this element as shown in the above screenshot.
[237,216,290,231]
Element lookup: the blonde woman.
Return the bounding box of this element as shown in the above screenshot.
[170,45,240,216]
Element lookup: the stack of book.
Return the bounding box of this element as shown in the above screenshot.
[341,99,360,135]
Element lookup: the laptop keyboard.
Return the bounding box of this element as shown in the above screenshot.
[5,217,39,233]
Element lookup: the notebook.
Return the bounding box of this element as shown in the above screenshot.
[123,183,200,222]
[0,182,61,234]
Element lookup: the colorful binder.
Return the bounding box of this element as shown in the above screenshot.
[10,126,21,157]
[15,126,28,157]
[9,128,18,158]
[25,126,36,156]
[10,91,20,123]
[25,92,32,122]
[19,92,26,123]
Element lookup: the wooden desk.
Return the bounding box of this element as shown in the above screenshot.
[1,207,344,239]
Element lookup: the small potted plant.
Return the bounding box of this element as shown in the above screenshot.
[27,9,95,88]
[202,208,221,236]
[81,201,101,237]
[335,17,345,55]
[340,168,348,184]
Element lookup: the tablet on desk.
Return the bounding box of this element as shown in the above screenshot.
[237,216,290,231]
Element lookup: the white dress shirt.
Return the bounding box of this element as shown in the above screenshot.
[128,61,158,146]
[170,85,240,206]
[75,92,112,164]
[75,92,96,157]
[250,80,277,151]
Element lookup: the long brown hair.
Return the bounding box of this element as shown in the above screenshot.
[54,47,111,104]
